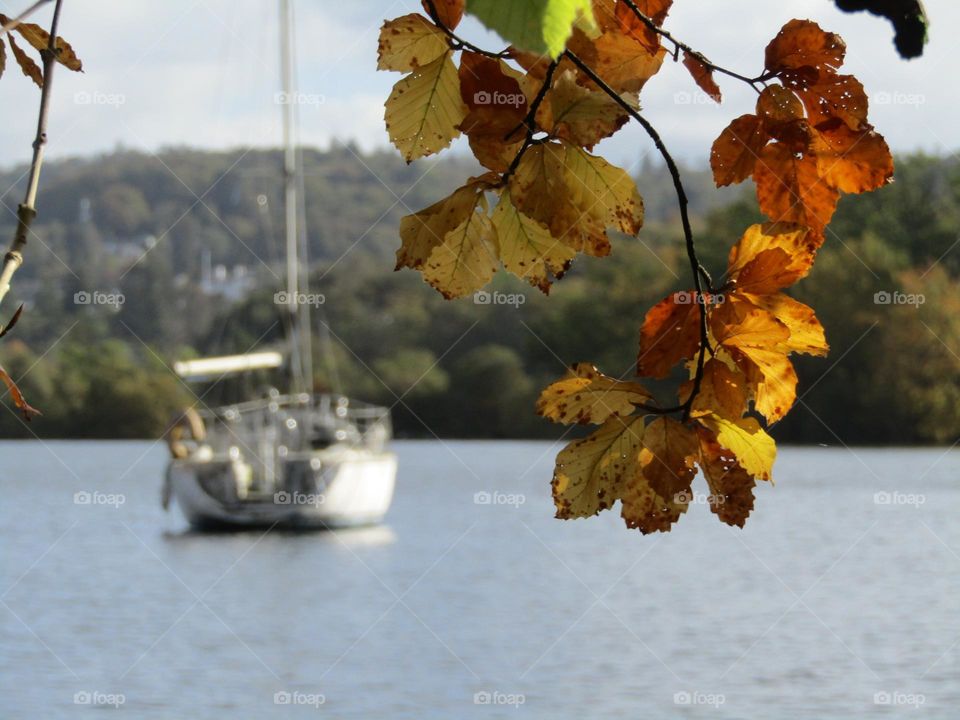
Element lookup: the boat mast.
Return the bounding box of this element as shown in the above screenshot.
[279,0,312,396]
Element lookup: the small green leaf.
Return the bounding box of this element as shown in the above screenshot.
[466,0,596,58]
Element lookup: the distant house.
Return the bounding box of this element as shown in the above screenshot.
[199,250,257,302]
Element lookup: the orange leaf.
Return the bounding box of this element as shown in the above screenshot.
[682,51,721,103]
[422,0,465,30]
[637,292,701,378]
[754,142,839,240]
[683,358,749,420]
[1,365,40,421]
[798,73,868,130]
[765,19,845,74]
[710,114,767,187]
[812,122,894,194]
[727,222,816,284]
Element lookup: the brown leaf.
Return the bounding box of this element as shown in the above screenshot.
[765,19,845,74]
[637,292,701,378]
[812,121,893,194]
[754,142,839,240]
[7,34,42,87]
[682,51,721,103]
[0,15,82,72]
[697,427,756,528]
[710,114,767,187]
[1,365,40,421]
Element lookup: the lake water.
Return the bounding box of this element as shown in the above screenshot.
[1,440,958,718]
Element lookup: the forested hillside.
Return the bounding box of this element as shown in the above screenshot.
[0,147,957,443]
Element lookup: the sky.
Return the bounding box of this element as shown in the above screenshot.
[0,0,957,171]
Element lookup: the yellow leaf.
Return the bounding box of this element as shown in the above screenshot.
[746,292,828,357]
[542,69,631,149]
[397,180,488,270]
[421,193,498,298]
[377,14,450,72]
[0,15,82,72]
[591,30,667,93]
[491,192,576,293]
[510,141,610,256]
[552,415,645,518]
[384,51,466,162]
[536,362,652,425]
[562,143,644,236]
[698,413,776,482]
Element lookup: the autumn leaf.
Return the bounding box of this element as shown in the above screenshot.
[710,114,766,187]
[682,51,721,103]
[491,192,576,292]
[0,38,6,80]
[423,0,466,30]
[589,29,666,93]
[552,414,645,518]
[0,365,40,421]
[541,69,631,149]
[754,142,840,239]
[421,187,498,299]
[697,426,757,527]
[697,412,776,482]
[562,143,644,236]
[397,180,489,270]
[384,51,466,162]
[0,14,83,73]
[537,362,652,424]
[637,292,702,378]
[611,0,673,52]
[7,35,42,88]
[747,292,828,356]
[726,222,815,285]
[377,14,450,72]
[638,416,699,501]
[765,19,846,75]
[811,121,893,193]
[710,296,797,422]
[682,358,749,420]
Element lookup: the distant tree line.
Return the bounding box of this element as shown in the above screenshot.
[0,148,957,443]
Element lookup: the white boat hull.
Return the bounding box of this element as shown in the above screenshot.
[166,448,397,530]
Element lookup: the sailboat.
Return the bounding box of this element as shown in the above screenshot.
[160,0,397,529]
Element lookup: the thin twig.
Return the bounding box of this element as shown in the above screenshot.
[500,59,559,185]
[0,0,53,36]
[422,0,508,59]
[619,0,763,92]
[0,0,64,312]
[564,49,711,421]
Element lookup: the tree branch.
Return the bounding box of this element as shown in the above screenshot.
[0,0,64,313]
[619,0,764,92]
[564,49,711,421]
[500,59,559,185]
[422,0,508,59]
[0,0,53,36]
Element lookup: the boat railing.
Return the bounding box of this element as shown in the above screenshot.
[196,393,392,457]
